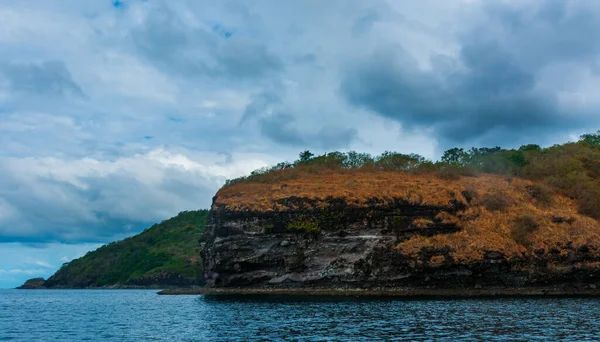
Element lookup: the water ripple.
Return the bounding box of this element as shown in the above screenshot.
[2,290,600,341]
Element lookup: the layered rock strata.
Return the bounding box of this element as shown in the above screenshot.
[202,198,600,290]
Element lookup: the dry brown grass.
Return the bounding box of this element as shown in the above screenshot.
[216,168,600,263]
[398,191,600,262]
[411,218,434,229]
[215,168,496,211]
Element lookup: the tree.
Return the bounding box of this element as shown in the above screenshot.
[309,152,346,168]
[298,150,314,163]
[519,144,542,152]
[580,131,600,147]
[375,151,425,170]
[344,151,374,168]
[509,150,527,168]
[441,147,467,166]
[271,161,292,171]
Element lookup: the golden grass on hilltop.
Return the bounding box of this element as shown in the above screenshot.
[214,168,471,211]
[215,168,600,262]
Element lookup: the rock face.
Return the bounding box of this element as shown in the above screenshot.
[17,278,47,289]
[202,197,600,291]
[201,169,600,292]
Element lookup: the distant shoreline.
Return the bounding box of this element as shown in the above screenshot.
[157,287,600,297]
[16,285,202,290]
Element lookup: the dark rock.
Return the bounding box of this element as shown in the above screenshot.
[485,251,504,260]
[552,216,576,224]
[337,230,348,237]
[201,197,600,291]
[17,278,46,289]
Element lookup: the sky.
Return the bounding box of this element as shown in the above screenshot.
[1,0,600,288]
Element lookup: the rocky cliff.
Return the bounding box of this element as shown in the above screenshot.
[201,170,600,292]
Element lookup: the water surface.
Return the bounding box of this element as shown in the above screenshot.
[2,289,600,341]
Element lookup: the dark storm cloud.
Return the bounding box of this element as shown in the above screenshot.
[131,7,282,80]
[313,126,358,150]
[258,113,357,149]
[0,61,85,98]
[341,2,600,146]
[242,91,357,149]
[259,113,306,146]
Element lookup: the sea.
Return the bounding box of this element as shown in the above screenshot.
[2,289,600,341]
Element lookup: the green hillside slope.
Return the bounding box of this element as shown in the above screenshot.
[43,210,208,288]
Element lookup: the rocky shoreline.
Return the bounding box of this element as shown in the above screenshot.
[16,277,198,290]
[158,286,600,297]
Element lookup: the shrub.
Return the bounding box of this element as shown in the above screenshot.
[436,165,461,180]
[460,165,479,177]
[375,152,425,170]
[480,192,511,212]
[525,184,554,208]
[578,189,600,219]
[579,131,600,147]
[392,216,408,226]
[414,161,437,173]
[287,215,320,233]
[461,187,478,204]
[511,214,540,246]
[263,223,275,233]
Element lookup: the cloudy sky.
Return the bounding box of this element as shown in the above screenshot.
[2,0,600,288]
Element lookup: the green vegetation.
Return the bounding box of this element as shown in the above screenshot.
[45,210,208,288]
[225,131,600,220]
[287,215,320,233]
[392,216,408,225]
[263,222,275,233]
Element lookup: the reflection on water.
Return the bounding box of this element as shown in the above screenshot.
[2,289,600,341]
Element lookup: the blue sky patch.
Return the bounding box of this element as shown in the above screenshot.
[212,24,233,38]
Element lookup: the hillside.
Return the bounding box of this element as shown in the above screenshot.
[40,210,208,288]
[200,131,600,293]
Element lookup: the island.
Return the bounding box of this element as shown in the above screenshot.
[22,131,600,296]
[193,132,600,296]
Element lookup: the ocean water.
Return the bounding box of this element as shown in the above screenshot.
[2,290,600,341]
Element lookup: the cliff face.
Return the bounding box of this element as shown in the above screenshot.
[202,170,600,290]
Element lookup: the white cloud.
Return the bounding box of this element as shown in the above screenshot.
[25,257,53,269]
[0,268,47,275]
[0,147,276,242]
